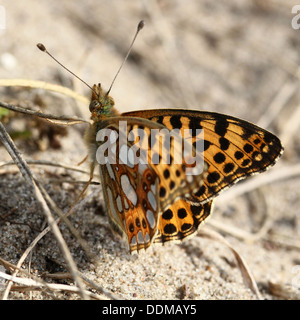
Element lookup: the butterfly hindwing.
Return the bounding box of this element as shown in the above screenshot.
[93,116,208,252]
[155,200,213,245]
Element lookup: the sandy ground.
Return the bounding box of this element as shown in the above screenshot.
[0,0,300,300]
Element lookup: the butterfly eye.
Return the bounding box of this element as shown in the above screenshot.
[89,100,100,112]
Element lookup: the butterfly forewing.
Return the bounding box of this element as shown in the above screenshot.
[122,109,283,205]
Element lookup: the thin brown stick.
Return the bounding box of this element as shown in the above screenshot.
[0,100,89,125]
[0,271,106,300]
[0,159,90,174]
[0,159,101,181]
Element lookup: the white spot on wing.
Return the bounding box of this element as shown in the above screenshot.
[131,236,137,246]
[137,231,144,243]
[146,210,156,229]
[147,191,157,211]
[145,233,150,243]
[121,174,137,206]
[106,163,115,181]
[116,195,123,212]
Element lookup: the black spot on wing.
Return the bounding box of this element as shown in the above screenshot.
[215,120,229,136]
[170,116,182,129]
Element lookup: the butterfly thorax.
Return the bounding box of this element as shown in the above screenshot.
[89,84,119,122]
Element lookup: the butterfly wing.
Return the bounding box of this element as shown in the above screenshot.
[122,109,283,204]
[154,200,213,245]
[99,156,160,252]
[92,116,208,252]
[95,121,160,252]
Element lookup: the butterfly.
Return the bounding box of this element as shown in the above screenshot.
[85,83,283,253]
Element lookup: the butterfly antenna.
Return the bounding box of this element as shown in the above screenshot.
[36,43,98,97]
[106,20,145,97]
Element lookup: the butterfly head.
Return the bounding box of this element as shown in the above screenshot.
[89,83,117,120]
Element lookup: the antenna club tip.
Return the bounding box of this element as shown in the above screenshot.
[138,20,145,31]
[37,43,46,52]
